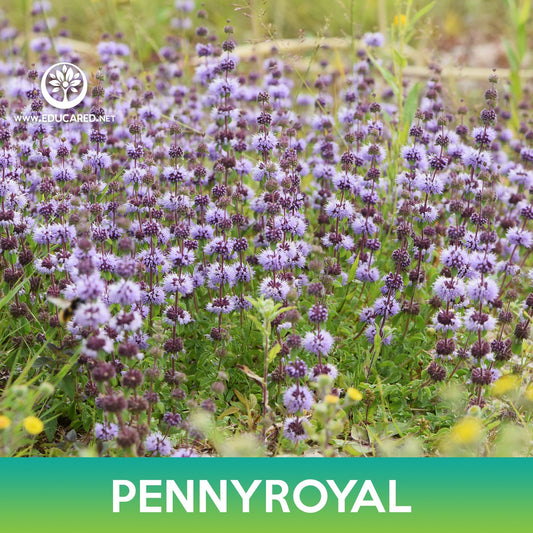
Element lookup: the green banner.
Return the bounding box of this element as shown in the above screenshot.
[0,458,530,532]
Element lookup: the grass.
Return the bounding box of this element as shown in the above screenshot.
[2,0,516,62]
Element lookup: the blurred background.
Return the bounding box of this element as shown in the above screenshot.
[1,0,523,69]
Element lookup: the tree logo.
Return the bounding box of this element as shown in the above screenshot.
[40,62,88,110]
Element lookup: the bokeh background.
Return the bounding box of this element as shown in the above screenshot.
[1,0,523,69]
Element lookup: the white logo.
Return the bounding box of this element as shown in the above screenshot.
[40,62,88,110]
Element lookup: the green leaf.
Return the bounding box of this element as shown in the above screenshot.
[44,416,58,442]
[343,443,363,457]
[406,1,435,35]
[267,343,281,364]
[367,52,399,96]
[512,339,523,356]
[81,408,93,432]
[401,82,420,144]
[234,388,250,410]
[510,70,522,102]
[403,82,420,126]
[217,406,241,421]
[503,39,519,71]
[392,48,407,70]
[247,314,265,337]
[486,419,502,431]
[517,0,531,25]
[59,375,75,400]
[244,295,258,308]
[274,305,296,319]
[0,276,28,311]
[249,393,258,410]
[335,288,357,315]
[517,26,527,61]
[347,251,361,284]
[374,332,382,358]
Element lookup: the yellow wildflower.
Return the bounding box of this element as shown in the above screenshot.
[492,375,519,396]
[324,394,339,404]
[23,416,44,435]
[347,388,363,402]
[525,385,533,402]
[450,417,483,444]
[394,14,407,26]
[0,415,11,430]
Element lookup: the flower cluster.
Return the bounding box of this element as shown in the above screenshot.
[0,1,532,457]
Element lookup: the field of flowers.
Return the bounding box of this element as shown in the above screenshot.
[1,0,533,457]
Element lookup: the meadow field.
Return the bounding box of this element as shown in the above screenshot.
[0,0,533,457]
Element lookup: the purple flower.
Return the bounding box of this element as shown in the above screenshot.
[74,301,111,328]
[433,276,466,302]
[373,297,400,319]
[30,36,51,52]
[258,249,288,271]
[283,416,307,443]
[472,127,496,145]
[251,132,277,154]
[496,262,520,276]
[432,310,462,332]
[414,172,444,195]
[364,323,392,346]
[76,273,106,300]
[206,264,235,289]
[82,150,112,170]
[163,305,193,325]
[138,249,167,272]
[464,309,497,332]
[507,227,533,248]
[359,307,376,323]
[466,277,499,303]
[324,199,355,219]
[168,248,196,268]
[191,224,214,240]
[172,448,198,457]
[124,168,147,185]
[363,32,385,47]
[308,303,328,324]
[461,148,491,169]
[414,204,438,223]
[401,144,428,169]
[108,280,141,306]
[111,311,143,332]
[175,0,195,12]
[162,273,194,295]
[308,363,338,381]
[509,167,533,187]
[233,264,253,283]
[470,252,496,274]
[206,297,235,314]
[259,277,290,302]
[283,385,314,414]
[332,172,357,191]
[142,286,166,305]
[51,224,76,244]
[286,359,308,379]
[95,422,118,441]
[163,412,182,427]
[351,215,377,236]
[303,330,334,356]
[145,432,172,456]
[356,263,380,282]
